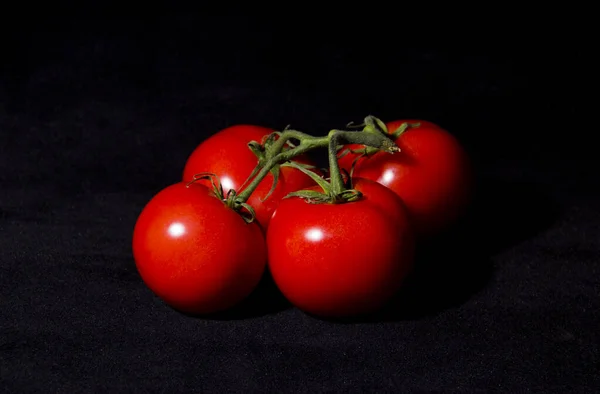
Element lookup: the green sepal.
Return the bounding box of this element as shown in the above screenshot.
[284,190,330,204]
[261,157,321,202]
[337,189,363,202]
[340,167,353,190]
[262,132,279,149]
[281,159,320,171]
[247,140,265,158]
[281,160,331,195]
[237,202,257,224]
[186,172,224,200]
[261,165,280,202]
[363,115,389,135]
[227,189,257,224]
[390,122,420,139]
[337,147,351,158]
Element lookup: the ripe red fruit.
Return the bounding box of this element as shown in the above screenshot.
[132,182,267,315]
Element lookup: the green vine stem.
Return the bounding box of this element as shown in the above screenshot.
[233,131,328,205]
[229,119,399,211]
[327,129,401,198]
[339,120,421,160]
[328,130,348,197]
[281,129,400,204]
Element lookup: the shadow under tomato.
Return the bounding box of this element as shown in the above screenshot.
[180,270,292,321]
[324,176,562,323]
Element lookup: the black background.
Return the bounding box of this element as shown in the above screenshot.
[1,14,598,392]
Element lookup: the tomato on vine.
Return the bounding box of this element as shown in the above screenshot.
[338,119,473,237]
[265,126,415,318]
[267,177,415,318]
[132,181,267,315]
[182,124,319,230]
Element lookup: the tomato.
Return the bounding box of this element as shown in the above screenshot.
[132,182,267,315]
[266,178,415,318]
[182,124,319,230]
[338,119,472,237]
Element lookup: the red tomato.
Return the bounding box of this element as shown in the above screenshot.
[266,178,415,318]
[338,119,472,237]
[182,124,319,230]
[132,182,267,315]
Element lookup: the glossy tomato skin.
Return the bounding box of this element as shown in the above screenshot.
[266,178,415,318]
[132,182,267,315]
[182,124,318,230]
[338,120,472,238]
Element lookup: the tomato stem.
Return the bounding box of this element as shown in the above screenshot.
[328,130,347,197]
[233,116,400,208]
[344,121,421,159]
[328,129,401,201]
[234,132,328,204]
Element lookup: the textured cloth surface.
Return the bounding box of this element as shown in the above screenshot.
[1,17,597,392]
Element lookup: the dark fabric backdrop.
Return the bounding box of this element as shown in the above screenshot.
[1,14,597,392]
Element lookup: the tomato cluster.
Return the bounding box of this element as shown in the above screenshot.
[131,119,472,318]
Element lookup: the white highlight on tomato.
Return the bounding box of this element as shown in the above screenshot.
[221,176,235,191]
[381,168,395,184]
[305,228,324,242]
[168,222,186,238]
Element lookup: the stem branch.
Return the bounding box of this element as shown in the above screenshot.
[328,129,400,195]
[328,130,346,195]
[233,121,399,206]
[236,133,328,203]
[266,129,316,158]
